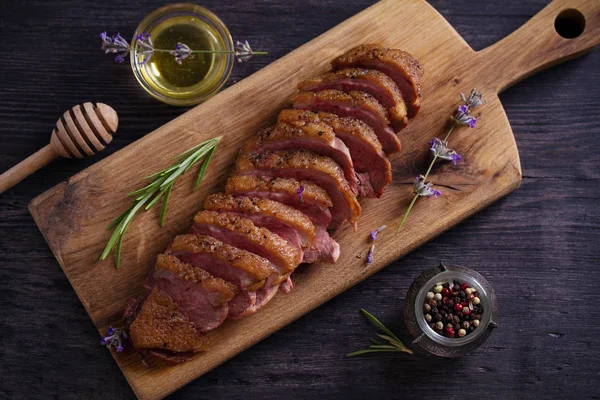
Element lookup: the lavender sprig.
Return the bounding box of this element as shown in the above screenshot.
[396,90,484,233]
[100,32,130,63]
[366,225,386,264]
[100,326,127,353]
[100,32,267,64]
[347,309,413,357]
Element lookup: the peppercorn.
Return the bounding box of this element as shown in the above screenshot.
[423,279,484,339]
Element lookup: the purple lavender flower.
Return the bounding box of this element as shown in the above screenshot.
[430,137,462,165]
[297,185,305,203]
[366,244,375,264]
[458,104,468,114]
[100,32,131,63]
[235,40,254,63]
[100,326,126,353]
[369,225,386,241]
[170,42,191,65]
[135,33,154,65]
[467,116,477,128]
[413,175,441,198]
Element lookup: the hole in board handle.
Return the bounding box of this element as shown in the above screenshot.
[555,9,586,39]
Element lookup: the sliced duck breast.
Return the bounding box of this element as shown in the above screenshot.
[297,68,408,130]
[127,287,209,360]
[235,150,361,227]
[167,234,274,291]
[241,124,358,194]
[189,211,302,278]
[225,175,333,228]
[291,89,401,155]
[332,44,423,118]
[146,254,238,332]
[278,110,391,198]
[224,175,340,263]
[204,193,316,250]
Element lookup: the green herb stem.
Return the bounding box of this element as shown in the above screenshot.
[99,136,222,268]
[151,49,269,55]
[347,309,413,357]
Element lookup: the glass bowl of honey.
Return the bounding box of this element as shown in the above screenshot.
[130,3,234,106]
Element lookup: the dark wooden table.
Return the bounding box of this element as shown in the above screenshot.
[1,0,599,398]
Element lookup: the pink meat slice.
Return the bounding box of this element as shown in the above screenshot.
[278,109,392,198]
[241,124,358,195]
[332,44,424,118]
[291,89,401,155]
[297,68,408,130]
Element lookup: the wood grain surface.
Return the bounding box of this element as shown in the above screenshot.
[1,1,600,399]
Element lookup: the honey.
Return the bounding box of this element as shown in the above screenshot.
[131,4,234,106]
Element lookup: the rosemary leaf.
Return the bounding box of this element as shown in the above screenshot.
[195,146,216,190]
[346,349,399,357]
[159,184,173,227]
[360,309,401,342]
[368,345,398,349]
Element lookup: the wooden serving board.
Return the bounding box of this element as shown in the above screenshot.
[29,0,600,398]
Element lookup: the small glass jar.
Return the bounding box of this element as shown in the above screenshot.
[404,264,498,357]
[130,3,235,106]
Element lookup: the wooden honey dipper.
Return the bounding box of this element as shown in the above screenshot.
[0,102,118,194]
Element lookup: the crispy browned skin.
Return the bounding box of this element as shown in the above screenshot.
[332,44,423,118]
[129,287,208,353]
[292,89,392,125]
[278,109,383,155]
[241,123,336,151]
[192,211,302,272]
[204,193,316,245]
[297,68,408,130]
[278,110,392,197]
[169,234,274,290]
[291,89,401,155]
[241,123,358,194]
[226,174,333,209]
[235,150,361,224]
[155,254,237,304]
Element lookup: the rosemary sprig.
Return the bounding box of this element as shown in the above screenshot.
[99,136,222,268]
[347,309,413,357]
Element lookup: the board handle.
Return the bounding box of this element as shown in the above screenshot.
[477,0,600,93]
